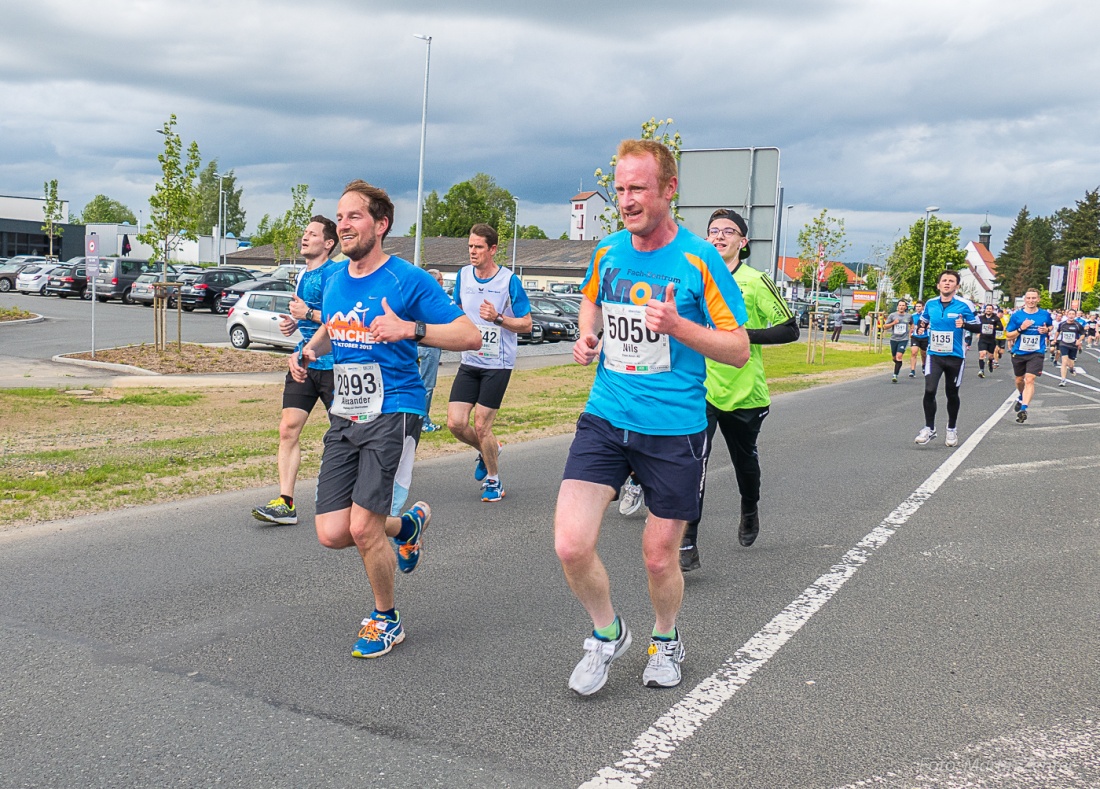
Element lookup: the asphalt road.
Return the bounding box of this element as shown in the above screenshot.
[3,354,1098,788]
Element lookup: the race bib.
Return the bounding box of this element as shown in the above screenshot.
[893,322,908,336]
[995,328,1005,339]
[930,330,953,353]
[602,302,671,374]
[331,362,384,422]
[477,324,501,359]
[1018,333,1041,352]
[981,323,994,335]
[1060,330,1077,345]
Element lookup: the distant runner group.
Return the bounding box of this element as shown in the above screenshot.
[241,138,1091,695]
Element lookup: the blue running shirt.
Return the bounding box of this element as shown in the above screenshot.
[579,227,749,435]
[1005,308,1053,355]
[910,312,929,339]
[294,258,343,370]
[320,256,463,417]
[916,296,977,358]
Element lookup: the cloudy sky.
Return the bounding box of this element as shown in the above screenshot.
[3,0,1099,263]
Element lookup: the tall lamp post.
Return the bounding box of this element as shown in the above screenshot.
[412,33,432,268]
[214,171,226,268]
[781,203,794,295]
[917,205,939,300]
[511,196,519,271]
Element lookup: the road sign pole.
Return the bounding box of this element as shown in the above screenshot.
[86,234,100,359]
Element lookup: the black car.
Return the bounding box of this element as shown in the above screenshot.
[44,264,90,299]
[517,322,545,344]
[217,278,295,312]
[179,267,256,313]
[529,307,578,342]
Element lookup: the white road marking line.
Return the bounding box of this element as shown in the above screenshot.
[580,394,1019,789]
[957,455,1100,479]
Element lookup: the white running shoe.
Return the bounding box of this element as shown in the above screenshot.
[945,428,959,447]
[914,426,937,445]
[642,637,686,688]
[1059,378,1067,387]
[569,622,632,696]
[618,479,644,516]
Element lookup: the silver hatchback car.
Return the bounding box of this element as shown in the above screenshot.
[15,262,62,294]
[225,291,302,350]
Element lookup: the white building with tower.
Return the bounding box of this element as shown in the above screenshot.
[569,191,606,241]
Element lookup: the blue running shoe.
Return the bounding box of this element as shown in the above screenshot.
[474,442,503,481]
[352,611,405,658]
[422,422,440,433]
[481,479,505,502]
[394,501,430,574]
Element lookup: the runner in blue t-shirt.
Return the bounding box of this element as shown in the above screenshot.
[913,270,981,447]
[1004,287,1053,423]
[252,216,341,526]
[554,140,750,697]
[289,180,481,660]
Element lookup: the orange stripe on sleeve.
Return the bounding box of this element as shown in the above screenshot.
[581,246,610,302]
[683,253,741,330]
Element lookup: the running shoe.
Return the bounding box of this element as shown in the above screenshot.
[481,479,505,502]
[679,540,700,572]
[1070,367,1078,376]
[422,421,440,433]
[394,501,430,574]
[569,619,632,696]
[1013,399,1023,412]
[891,375,898,383]
[914,426,937,445]
[251,496,297,525]
[1059,378,1067,387]
[474,442,503,482]
[908,371,916,378]
[352,611,405,659]
[618,479,644,516]
[642,636,686,688]
[945,428,959,447]
[739,510,760,547]
[978,370,985,378]
[1016,409,1028,423]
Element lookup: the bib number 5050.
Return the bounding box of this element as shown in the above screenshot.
[602,302,671,374]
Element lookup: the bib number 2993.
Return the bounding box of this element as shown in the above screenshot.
[332,362,384,422]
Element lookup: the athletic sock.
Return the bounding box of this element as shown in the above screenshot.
[281,495,294,508]
[374,608,397,621]
[1020,404,1028,411]
[594,616,621,642]
[485,475,499,484]
[979,359,986,372]
[652,627,678,641]
[893,360,902,375]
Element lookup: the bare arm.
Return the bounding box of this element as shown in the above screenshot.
[572,295,603,365]
[479,299,533,334]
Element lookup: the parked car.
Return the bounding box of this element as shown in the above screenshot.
[128,273,162,306]
[517,322,545,345]
[529,305,579,342]
[179,267,256,313]
[225,291,302,350]
[130,271,201,307]
[841,308,861,325]
[266,263,307,284]
[16,262,63,295]
[217,278,295,312]
[0,260,39,292]
[44,264,90,299]
[530,295,580,319]
[93,258,176,304]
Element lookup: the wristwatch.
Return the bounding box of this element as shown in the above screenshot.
[306,308,316,323]
[493,315,505,326]
[414,320,427,340]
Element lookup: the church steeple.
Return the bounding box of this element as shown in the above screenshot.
[979,213,992,248]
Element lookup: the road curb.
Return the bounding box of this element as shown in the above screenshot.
[50,354,160,376]
[0,314,45,326]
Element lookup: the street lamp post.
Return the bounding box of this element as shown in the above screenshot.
[412,33,432,268]
[781,203,794,295]
[214,171,226,269]
[917,205,939,300]
[511,197,519,271]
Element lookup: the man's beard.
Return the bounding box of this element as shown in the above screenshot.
[346,233,377,262]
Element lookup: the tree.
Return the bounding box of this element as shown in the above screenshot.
[886,215,966,301]
[78,194,136,225]
[996,208,1054,299]
[41,179,64,259]
[1057,188,1100,262]
[193,161,246,237]
[409,173,518,238]
[863,267,879,291]
[826,264,849,292]
[593,117,683,235]
[138,114,201,264]
[796,209,849,289]
[250,185,315,263]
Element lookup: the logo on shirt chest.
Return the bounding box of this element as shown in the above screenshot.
[600,267,677,305]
